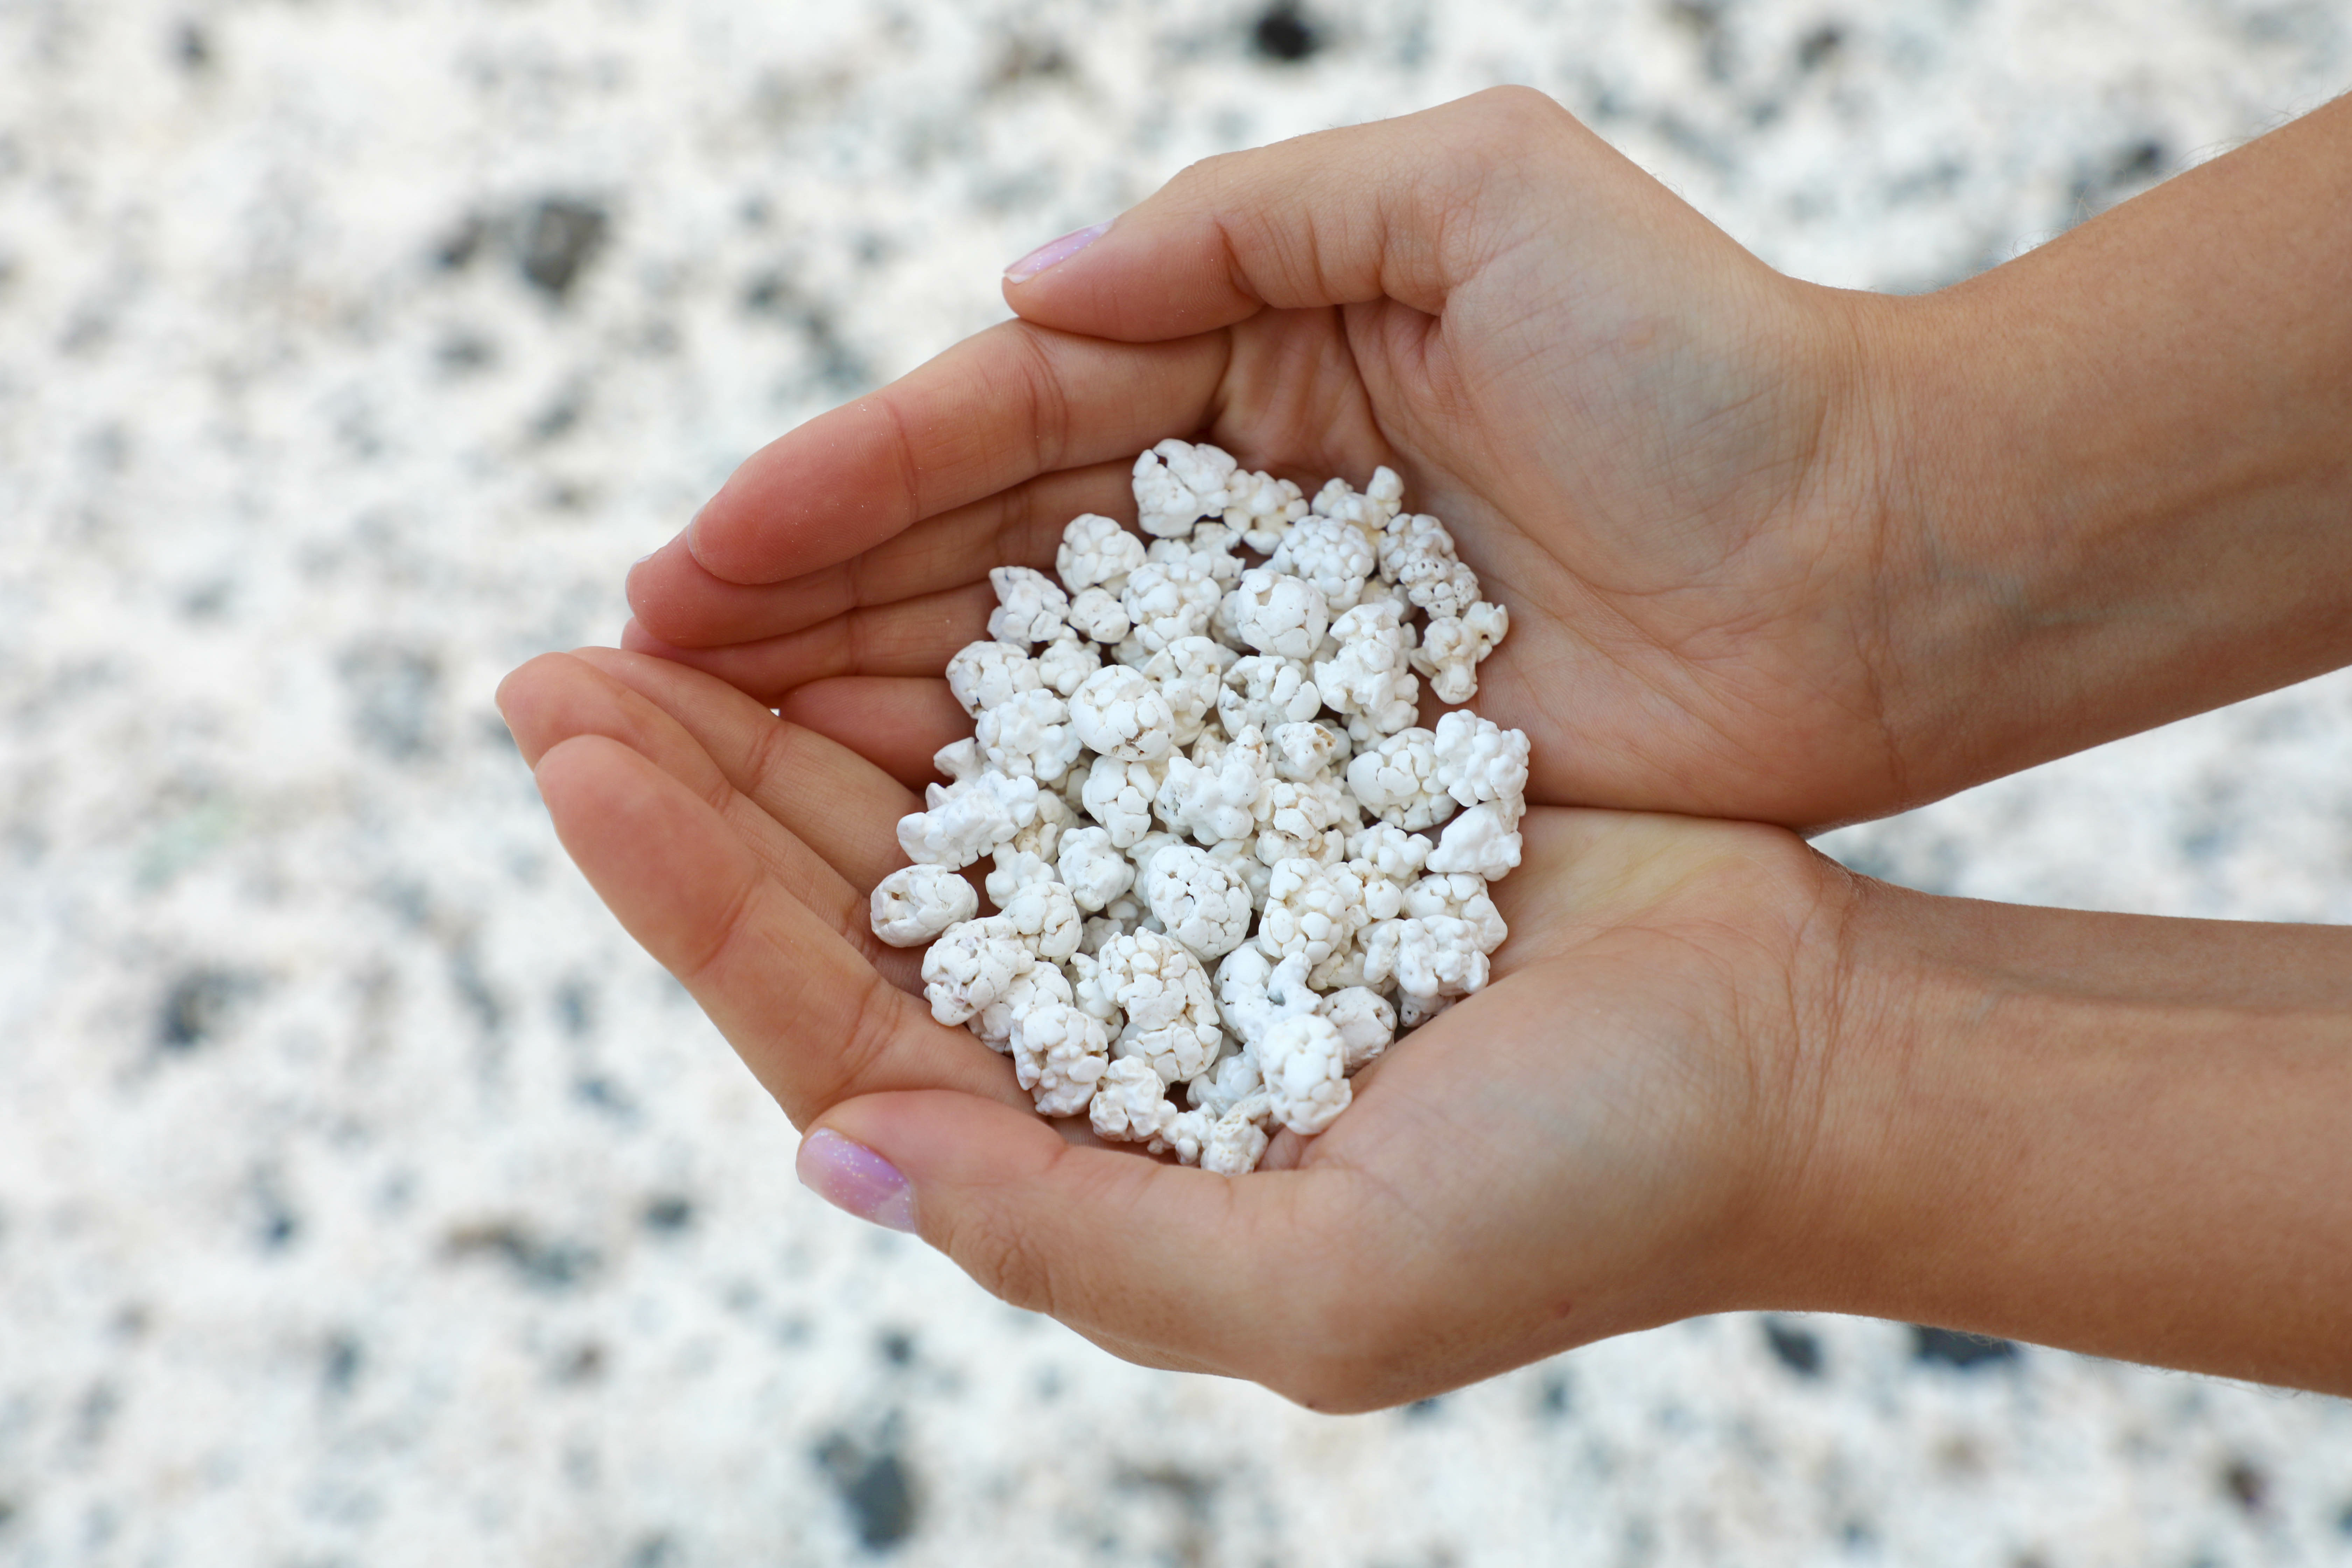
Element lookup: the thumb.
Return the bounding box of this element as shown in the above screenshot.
[1001,86,1591,340]
[796,1089,1376,1402]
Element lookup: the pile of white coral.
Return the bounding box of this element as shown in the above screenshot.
[867,441,1529,1175]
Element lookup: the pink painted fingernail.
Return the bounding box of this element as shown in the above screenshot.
[797,1129,918,1233]
[1006,221,1109,283]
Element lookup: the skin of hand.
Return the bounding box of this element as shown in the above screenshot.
[621,88,2352,833]
[497,650,2352,1406]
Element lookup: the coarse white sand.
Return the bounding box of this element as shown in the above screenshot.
[4,2,2349,1562]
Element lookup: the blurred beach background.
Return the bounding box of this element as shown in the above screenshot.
[4,1,2351,1562]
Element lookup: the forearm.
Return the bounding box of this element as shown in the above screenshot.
[1860,93,2352,808]
[1791,882,2352,1393]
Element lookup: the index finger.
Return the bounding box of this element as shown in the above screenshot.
[675,320,1231,587]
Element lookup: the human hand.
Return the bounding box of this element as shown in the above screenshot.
[495,645,1866,1408]
[622,87,1924,831]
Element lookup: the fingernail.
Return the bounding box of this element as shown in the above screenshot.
[797,1129,918,1233]
[682,503,707,553]
[1006,221,1109,283]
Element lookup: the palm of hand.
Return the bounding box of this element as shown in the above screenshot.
[498,647,1852,1409]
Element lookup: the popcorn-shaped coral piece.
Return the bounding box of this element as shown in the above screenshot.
[1035,636,1102,698]
[1222,468,1310,554]
[1057,825,1136,913]
[1094,930,1223,1083]
[1069,664,1176,762]
[870,864,981,948]
[1058,513,1146,594]
[1431,709,1531,812]
[1219,654,1321,738]
[1315,599,1421,739]
[1228,567,1330,661]
[1361,915,1491,1001]
[1144,635,1233,748]
[988,565,1071,649]
[1155,725,1272,846]
[971,959,1074,1052]
[921,916,1036,1026]
[1011,1002,1112,1116]
[1080,754,1163,848]
[1141,844,1254,961]
[947,640,1044,717]
[1346,728,1458,831]
[1090,1055,1177,1142]
[975,687,1083,783]
[1270,514,1377,613]
[1413,600,1509,704]
[1316,986,1398,1072]
[1133,439,1239,538]
[1120,559,1223,653]
[1424,802,1525,881]
[1258,857,1369,980]
[1259,1013,1352,1135]
[898,770,1041,868]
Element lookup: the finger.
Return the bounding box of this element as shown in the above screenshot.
[777,677,972,791]
[498,652,923,989]
[620,581,993,707]
[684,324,1227,586]
[532,735,1028,1122]
[806,1090,1388,1396]
[564,648,921,893]
[1005,87,1588,340]
[629,460,1135,649]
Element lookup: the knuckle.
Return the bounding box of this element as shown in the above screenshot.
[1461,83,1573,152]
[948,1207,1062,1318]
[810,969,907,1107]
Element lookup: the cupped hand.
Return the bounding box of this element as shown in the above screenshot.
[624,86,1931,830]
[496,647,1868,1410]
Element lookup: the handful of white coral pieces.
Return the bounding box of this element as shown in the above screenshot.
[867,440,1529,1176]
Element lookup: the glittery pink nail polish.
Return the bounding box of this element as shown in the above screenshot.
[1005,221,1110,283]
[796,1129,918,1233]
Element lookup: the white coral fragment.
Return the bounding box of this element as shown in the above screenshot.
[1259,1013,1352,1135]
[1058,513,1147,594]
[1314,600,1420,739]
[946,640,1044,717]
[898,771,1041,868]
[1133,439,1239,538]
[1269,514,1376,613]
[1141,845,1254,961]
[1413,600,1508,704]
[1069,665,1176,763]
[1011,1002,1112,1116]
[1090,1056,1176,1142]
[988,565,1071,649]
[1120,559,1222,654]
[1346,728,1458,831]
[1424,802,1525,881]
[1431,709,1531,812]
[975,687,1083,783]
[1095,930,1223,1084]
[1227,567,1330,661]
[920,916,1035,1026]
[870,864,981,948]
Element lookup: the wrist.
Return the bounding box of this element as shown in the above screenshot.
[1839,101,2352,814]
[1772,875,2352,1392]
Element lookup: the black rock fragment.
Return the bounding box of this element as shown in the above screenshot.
[518,198,609,303]
[1251,2,1320,63]
[817,1434,920,1552]
[1910,1324,2020,1369]
[1762,1317,1824,1378]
